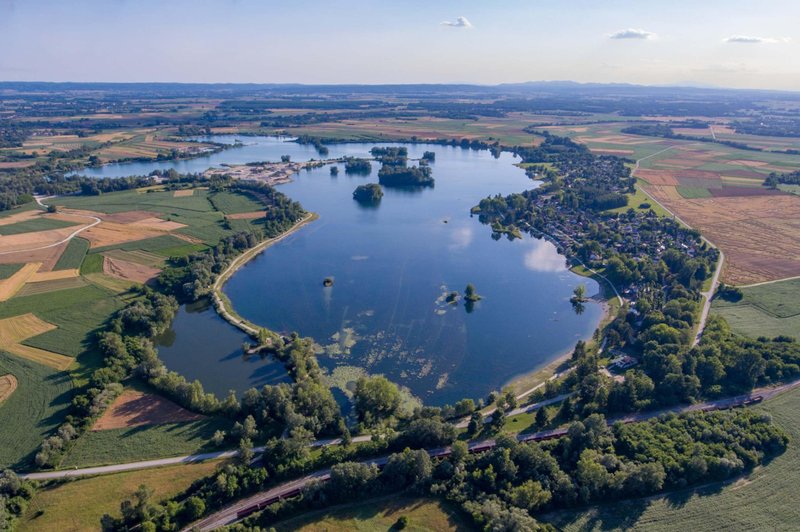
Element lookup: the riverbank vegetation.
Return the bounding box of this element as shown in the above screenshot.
[202,409,786,532]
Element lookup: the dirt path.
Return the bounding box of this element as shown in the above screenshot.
[737,274,800,289]
[0,197,100,256]
[211,212,317,337]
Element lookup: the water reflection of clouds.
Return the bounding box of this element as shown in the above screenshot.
[449,226,474,250]
[523,239,567,272]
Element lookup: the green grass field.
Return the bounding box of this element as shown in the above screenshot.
[60,418,230,468]
[0,351,73,470]
[604,182,671,217]
[0,263,24,279]
[543,385,800,531]
[272,496,472,532]
[102,249,165,267]
[20,460,225,531]
[209,190,263,214]
[151,242,208,258]
[54,188,233,245]
[79,252,104,274]
[712,278,800,339]
[89,234,196,255]
[0,284,127,358]
[53,188,213,215]
[0,217,79,236]
[676,186,712,199]
[777,184,800,195]
[53,237,90,270]
[15,277,88,297]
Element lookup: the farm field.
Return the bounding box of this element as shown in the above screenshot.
[604,180,671,217]
[0,374,17,402]
[209,190,264,214]
[92,388,204,431]
[272,496,472,532]
[0,263,24,279]
[0,285,127,359]
[0,216,79,235]
[0,185,249,471]
[0,351,72,469]
[5,128,218,165]
[543,385,800,531]
[712,278,800,339]
[60,418,230,468]
[53,237,90,270]
[53,188,234,246]
[0,313,74,370]
[289,113,549,146]
[647,193,800,285]
[19,460,225,532]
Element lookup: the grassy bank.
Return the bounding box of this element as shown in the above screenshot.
[271,495,472,532]
[20,460,225,532]
[712,277,800,340]
[59,418,230,468]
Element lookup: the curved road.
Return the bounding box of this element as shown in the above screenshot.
[188,377,800,531]
[211,212,316,337]
[631,149,725,346]
[0,196,101,256]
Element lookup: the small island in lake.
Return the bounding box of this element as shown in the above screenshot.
[378,163,434,187]
[464,283,482,302]
[445,291,460,304]
[344,157,372,175]
[323,277,334,287]
[353,183,384,204]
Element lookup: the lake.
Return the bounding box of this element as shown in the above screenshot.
[85,136,603,404]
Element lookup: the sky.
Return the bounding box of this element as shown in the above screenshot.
[1,0,799,90]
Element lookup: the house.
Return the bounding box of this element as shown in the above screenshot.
[609,354,638,370]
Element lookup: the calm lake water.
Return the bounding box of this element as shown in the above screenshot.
[86,137,602,404]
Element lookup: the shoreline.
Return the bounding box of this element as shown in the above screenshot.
[502,265,618,401]
[211,211,319,338]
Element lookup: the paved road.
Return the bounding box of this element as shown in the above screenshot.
[187,378,800,531]
[694,247,724,346]
[453,393,573,429]
[631,150,724,347]
[21,448,265,481]
[0,196,101,256]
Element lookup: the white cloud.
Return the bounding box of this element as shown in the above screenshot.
[523,240,566,273]
[441,16,472,29]
[449,226,473,251]
[608,28,656,40]
[724,35,789,44]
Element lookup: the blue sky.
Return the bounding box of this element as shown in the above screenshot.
[1,0,798,90]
